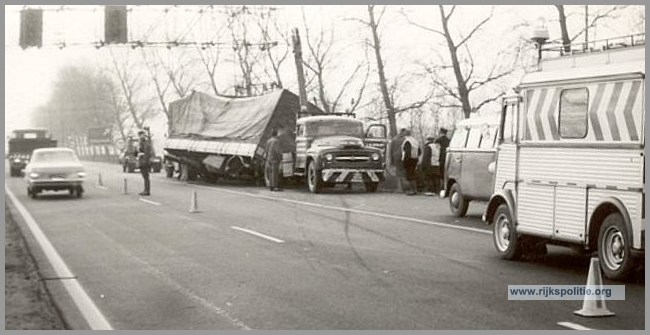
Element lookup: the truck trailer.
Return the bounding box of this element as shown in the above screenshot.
[163,89,388,193]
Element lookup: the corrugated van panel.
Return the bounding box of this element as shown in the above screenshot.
[554,186,587,242]
[517,184,554,237]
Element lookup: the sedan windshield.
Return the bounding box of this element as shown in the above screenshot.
[32,151,77,163]
[307,120,363,137]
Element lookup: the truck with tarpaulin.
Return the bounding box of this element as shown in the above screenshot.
[163,89,388,193]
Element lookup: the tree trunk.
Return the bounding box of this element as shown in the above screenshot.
[438,6,472,119]
[368,5,397,137]
[555,5,571,53]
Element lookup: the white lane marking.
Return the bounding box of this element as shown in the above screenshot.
[231,226,285,244]
[96,185,108,191]
[557,322,594,330]
[181,182,490,235]
[139,198,161,206]
[5,186,113,330]
[78,220,252,330]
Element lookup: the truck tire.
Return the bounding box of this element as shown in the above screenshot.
[448,183,469,217]
[165,164,174,178]
[307,161,322,194]
[598,212,634,281]
[493,204,522,260]
[365,182,379,193]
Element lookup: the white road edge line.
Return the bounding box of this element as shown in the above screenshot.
[139,198,161,206]
[182,182,490,235]
[5,186,113,330]
[96,185,108,190]
[231,226,285,243]
[557,321,594,330]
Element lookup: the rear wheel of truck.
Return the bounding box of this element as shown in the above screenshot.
[598,212,634,281]
[365,182,379,193]
[307,161,322,194]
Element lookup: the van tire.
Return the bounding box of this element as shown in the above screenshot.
[448,183,469,217]
[598,212,634,281]
[493,204,522,260]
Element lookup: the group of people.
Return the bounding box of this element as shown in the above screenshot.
[392,128,450,196]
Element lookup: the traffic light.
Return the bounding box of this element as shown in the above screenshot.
[105,5,127,44]
[19,9,43,49]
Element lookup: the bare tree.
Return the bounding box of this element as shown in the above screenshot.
[301,9,370,114]
[554,5,629,52]
[108,49,154,130]
[404,5,513,118]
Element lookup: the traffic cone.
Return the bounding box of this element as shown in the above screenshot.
[574,257,615,317]
[122,178,128,195]
[189,190,199,213]
[98,173,104,187]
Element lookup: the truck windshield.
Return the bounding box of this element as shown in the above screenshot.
[307,120,364,137]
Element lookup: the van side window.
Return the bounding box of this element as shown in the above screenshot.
[466,127,482,149]
[479,126,497,149]
[502,102,518,144]
[449,127,468,148]
[559,88,589,139]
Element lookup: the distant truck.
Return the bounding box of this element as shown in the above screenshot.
[163,89,388,193]
[7,128,57,177]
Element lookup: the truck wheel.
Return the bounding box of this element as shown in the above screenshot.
[75,187,83,198]
[365,182,379,193]
[493,204,522,260]
[307,161,322,194]
[166,165,174,178]
[29,187,37,199]
[448,183,469,217]
[598,212,634,281]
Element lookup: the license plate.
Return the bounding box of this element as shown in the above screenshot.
[351,173,363,182]
[51,177,64,181]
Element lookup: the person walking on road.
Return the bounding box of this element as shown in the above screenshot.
[401,129,421,196]
[137,130,154,196]
[265,128,283,191]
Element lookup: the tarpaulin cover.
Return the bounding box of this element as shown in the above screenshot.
[169,90,289,143]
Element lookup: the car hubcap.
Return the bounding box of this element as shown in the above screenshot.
[602,227,624,270]
[495,214,510,251]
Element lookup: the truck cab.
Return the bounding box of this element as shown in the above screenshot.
[289,116,386,193]
[8,128,57,177]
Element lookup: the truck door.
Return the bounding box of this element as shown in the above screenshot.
[364,124,388,154]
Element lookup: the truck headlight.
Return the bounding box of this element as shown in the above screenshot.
[13,158,20,163]
[371,153,380,161]
[29,172,39,179]
[325,153,333,161]
[77,172,86,178]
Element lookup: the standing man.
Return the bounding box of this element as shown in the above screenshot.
[265,128,283,191]
[435,128,450,192]
[137,130,153,196]
[420,136,441,196]
[401,129,421,196]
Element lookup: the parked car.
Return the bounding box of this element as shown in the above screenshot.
[119,142,162,173]
[443,114,501,217]
[24,147,86,199]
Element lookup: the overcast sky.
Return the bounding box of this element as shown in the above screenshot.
[4,5,644,140]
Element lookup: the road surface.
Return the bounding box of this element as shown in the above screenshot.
[5,161,644,330]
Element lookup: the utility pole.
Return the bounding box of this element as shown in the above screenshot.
[585,5,589,51]
[291,28,308,117]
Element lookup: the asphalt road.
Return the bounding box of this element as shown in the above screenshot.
[5,161,645,330]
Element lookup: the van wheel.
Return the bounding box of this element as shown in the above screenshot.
[493,204,522,260]
[448,183,469,217]
[307,161,322,194]
[598,212,634,281]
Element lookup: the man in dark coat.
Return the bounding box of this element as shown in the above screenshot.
[137,130,154,196]
[400,129,421,196]
[435,128,450,183]
[265,128,283,191]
